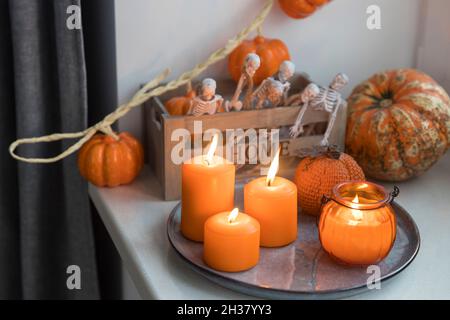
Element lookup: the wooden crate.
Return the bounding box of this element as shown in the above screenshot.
[143,76,347,200]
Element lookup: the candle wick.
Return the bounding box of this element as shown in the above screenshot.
[203,158,213,166]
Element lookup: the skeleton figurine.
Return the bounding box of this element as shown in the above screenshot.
[288,83,321,135]
[227,53,261,111]
[252,60,295,109]
[188,78,225,116]
[289,73,349,146]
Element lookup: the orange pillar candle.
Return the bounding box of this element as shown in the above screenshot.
[204,208,260,272]
[181,135,235,242]
[244,149,298,247]
[319,181,398,265]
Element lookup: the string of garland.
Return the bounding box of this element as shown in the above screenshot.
[9,0,274,164]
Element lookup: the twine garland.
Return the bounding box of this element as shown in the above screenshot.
[9,0,274,164]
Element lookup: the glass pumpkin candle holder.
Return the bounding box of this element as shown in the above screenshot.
[318,181,399,265]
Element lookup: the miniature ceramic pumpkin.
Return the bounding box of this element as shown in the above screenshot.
[294,149,365,216]
[164,82,196,116]
[228,36,290,86]
[346,69,450,181]
[279,0,329,19]
[78,132,144,187]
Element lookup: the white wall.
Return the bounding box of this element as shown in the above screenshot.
[115,0,423,141]
[417,0,450,92]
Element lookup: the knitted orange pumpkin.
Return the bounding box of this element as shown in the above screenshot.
[279,0,330,19]
[78,132,144,187]
[294,149,365,216]
[228,35,290,86]
[164,82,196,116]
[346,69,450,181]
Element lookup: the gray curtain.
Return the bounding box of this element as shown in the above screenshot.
[0,0,99,299]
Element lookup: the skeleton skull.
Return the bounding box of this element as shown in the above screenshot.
[301,83,320,103]
[200,78,217,101]
[267,80,285,103]
[278,60,295,83]
[330,73,349,90]
[244,53,261,76]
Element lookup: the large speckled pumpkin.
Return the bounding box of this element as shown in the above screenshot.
[294,150,365,216]
[346,69,450,181]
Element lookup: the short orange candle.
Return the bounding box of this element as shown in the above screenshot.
[181,135,235,242]
[204,208,260,272]
[244,149,298,247]
[319,181,397,265]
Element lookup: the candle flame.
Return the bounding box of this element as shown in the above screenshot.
[266,147,280,186]
[351,194,363,220]
[228,208,239,223]
[205,134,219,165]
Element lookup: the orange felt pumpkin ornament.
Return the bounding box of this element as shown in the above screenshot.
[78,132,144,187]
[346,69,450,181]
[164,82,196,116]
[279,0,329,19]
[294,148,365,216]
[228,35,290,86]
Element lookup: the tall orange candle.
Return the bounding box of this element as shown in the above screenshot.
[204,208,260,272]
[244,149,297,247]
[181,135,235,242]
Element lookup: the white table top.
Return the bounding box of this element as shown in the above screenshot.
[89,153,450,300]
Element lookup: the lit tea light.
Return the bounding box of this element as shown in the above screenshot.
[319,181,398,265]
[181,134,235,242]
[244,148,298,247]
[204,208,260,272]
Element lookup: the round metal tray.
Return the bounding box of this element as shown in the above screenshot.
[167,186,420,299]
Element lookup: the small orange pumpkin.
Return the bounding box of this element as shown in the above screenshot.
[294,149,365,216]
[346,69,450,181]
[164,82,196,116]
[78,132,144,187]
[228,35,290,86]
[279,0,329,19]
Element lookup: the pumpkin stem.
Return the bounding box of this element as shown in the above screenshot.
[325,145,342,160]
[257,24,263,36]
[380,99,393,108]
[186,80,192,94]
[100,125,120,141]
[294,144,342,159]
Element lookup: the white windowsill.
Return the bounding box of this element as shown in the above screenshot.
[89,153,450,300]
